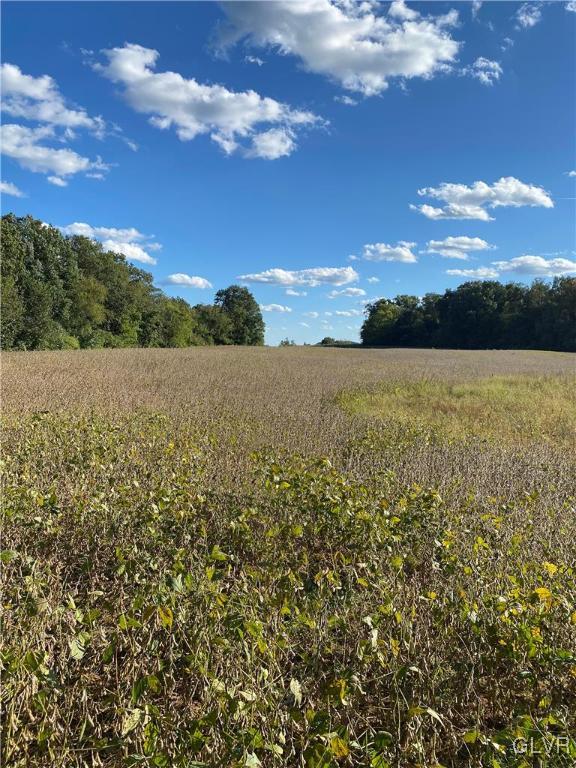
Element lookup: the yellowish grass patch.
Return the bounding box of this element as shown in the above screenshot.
[340,374,576,449]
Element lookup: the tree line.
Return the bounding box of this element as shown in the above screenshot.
[1,214,264,350]
[361,278,576,351]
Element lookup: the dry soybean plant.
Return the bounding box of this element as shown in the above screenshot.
[2,347,575,767]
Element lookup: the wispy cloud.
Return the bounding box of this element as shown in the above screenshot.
[515,2,543,29]
[463,57,503,86]
[446,267,499,278]
[260,303,292,312]
[328,287,367,298]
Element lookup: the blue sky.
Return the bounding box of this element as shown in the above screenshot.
[1,0,575,344]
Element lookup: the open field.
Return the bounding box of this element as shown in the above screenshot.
[2,348,576,767]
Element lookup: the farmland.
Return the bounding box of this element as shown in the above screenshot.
[2,347,576,767]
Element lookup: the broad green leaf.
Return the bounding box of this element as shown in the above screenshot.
[69,632,90,661]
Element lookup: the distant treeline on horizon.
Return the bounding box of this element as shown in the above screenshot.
[1,214,264,350]
[1,213,574,353]
[360,278,575,352]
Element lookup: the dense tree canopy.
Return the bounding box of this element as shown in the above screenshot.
[214,285,265,346]
[0,214,265,350]
[317,337,360,347]
[361,279,576,351]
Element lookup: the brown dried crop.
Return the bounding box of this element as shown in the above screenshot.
[2,347,575,767]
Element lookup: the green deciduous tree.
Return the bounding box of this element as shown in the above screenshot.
[214,285,265,346]
[0,214,266,350]
[361,300,402,346]
[360,279,576,351]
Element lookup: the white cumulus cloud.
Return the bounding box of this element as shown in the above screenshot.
[94,43,321,159]
[361,241,418,263]
[492,255,576,276]
[412,202,492,221]
[286,288,307,296]
[0,180,25,197]
[238,266,359,287]
[219,0,461,97]
[60,221,160,265]
[61,223,148,241]
[425,236,495,260]
[101,241,156,265]
[0,64,114,186]
[412,176,553,220]
[448,255,576,279]
[1,63,106,134]
[0,123,109,184]
[164,273,213,289]
[389,0,419,21]
[245,127,296,160]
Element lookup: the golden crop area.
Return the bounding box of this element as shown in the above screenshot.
[2,347,575,767]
